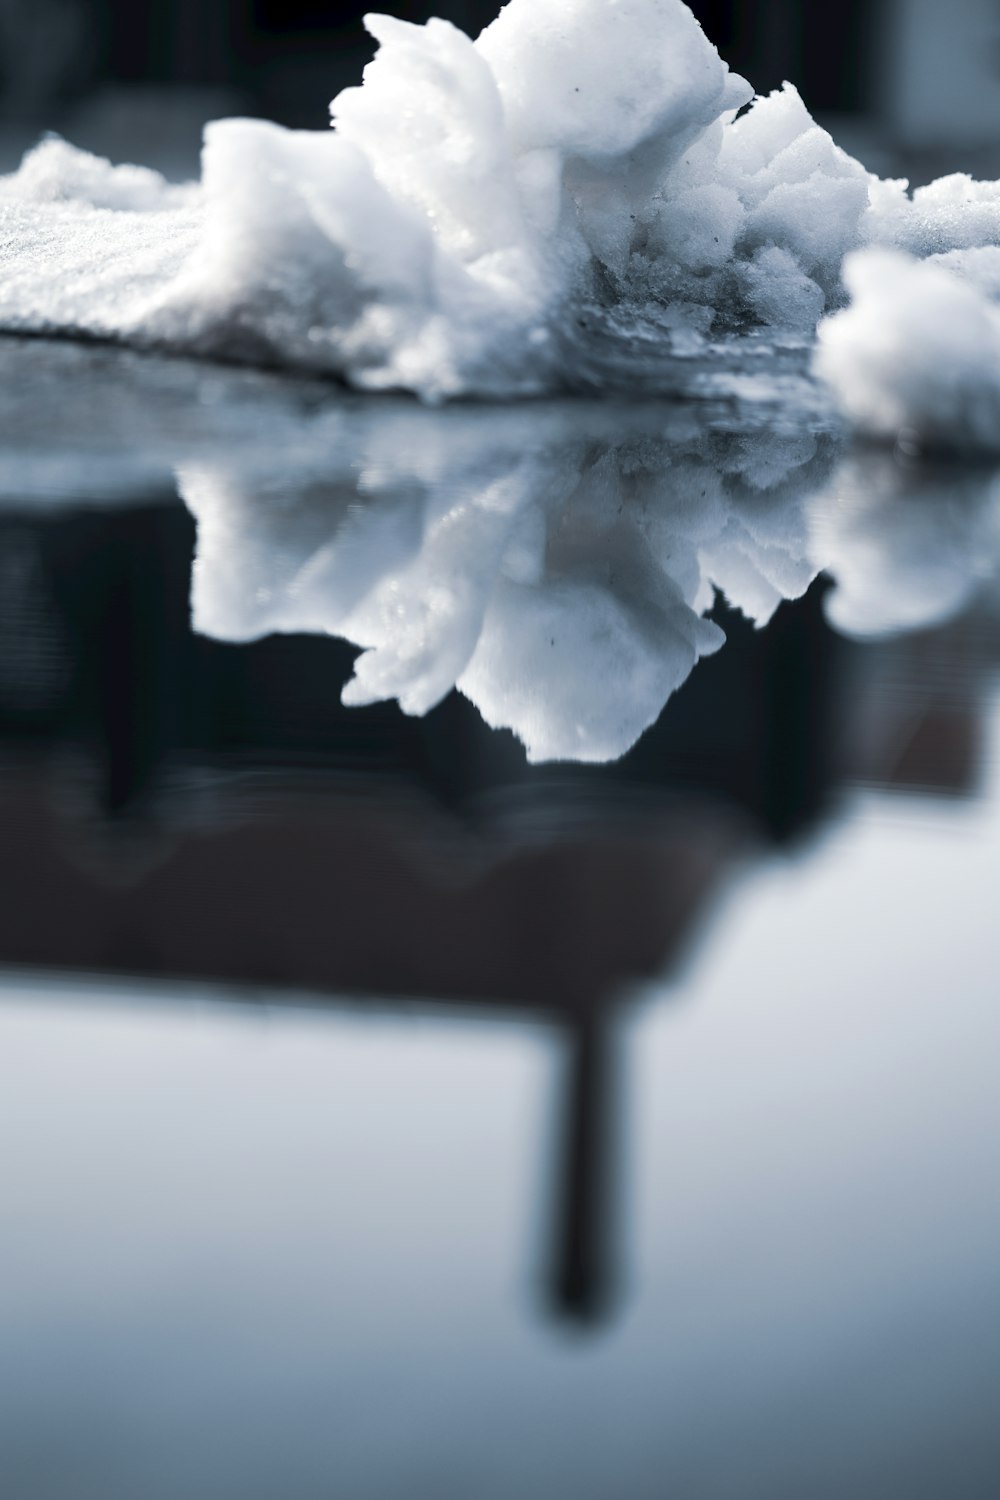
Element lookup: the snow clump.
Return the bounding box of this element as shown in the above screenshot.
[0,0,999,430]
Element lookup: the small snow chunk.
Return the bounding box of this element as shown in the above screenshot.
[815,250,1000,453]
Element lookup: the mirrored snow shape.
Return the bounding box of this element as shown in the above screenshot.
[179,407,1000,765]
[815,451,1000,640]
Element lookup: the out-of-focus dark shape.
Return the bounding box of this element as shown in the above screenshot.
[0,499,798,1324]
[691,0,869,109]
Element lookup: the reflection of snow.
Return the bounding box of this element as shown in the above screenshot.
[180,407,1000,764]
[180,408,829,763]
[810,452,1000,638]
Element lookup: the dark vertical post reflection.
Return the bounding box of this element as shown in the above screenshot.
[550,1008,617,1326]
[89,509,192,817]
[762,578,839,844]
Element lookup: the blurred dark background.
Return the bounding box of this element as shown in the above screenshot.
[2,0,1000,178]
[0,1,868,121]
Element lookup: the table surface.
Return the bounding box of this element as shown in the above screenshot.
[1,336,999,1500]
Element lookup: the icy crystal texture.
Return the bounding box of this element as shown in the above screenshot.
[1,0,1000,434]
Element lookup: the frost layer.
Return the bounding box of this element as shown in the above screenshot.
[2,0,1000,412]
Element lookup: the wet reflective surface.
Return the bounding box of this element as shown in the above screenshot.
[2,338,1000,1498]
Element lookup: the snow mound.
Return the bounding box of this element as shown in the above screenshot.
[815,249,1000,453]
[0,0,999,421]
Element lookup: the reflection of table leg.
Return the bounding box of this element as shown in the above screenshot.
[550,1008,616,1325]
